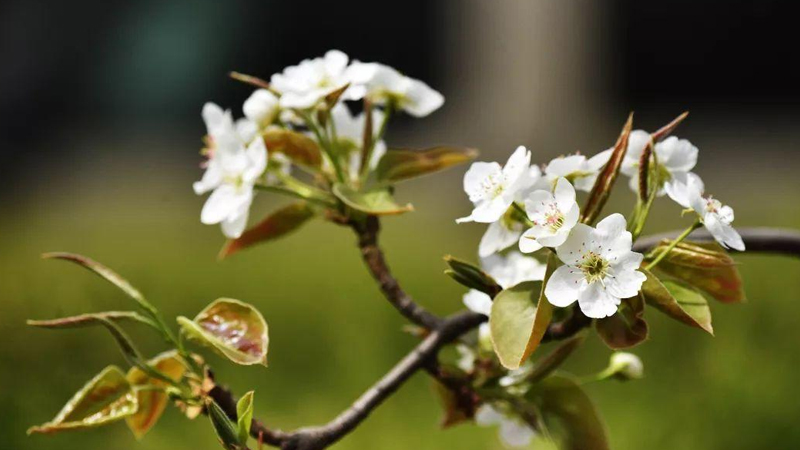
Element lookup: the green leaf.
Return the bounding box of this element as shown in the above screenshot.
[206,398,241,450]
[650,240,745,303]
[527,335,585,384]
[640,269,713,334]
[490,280,553,370]
[236,391,255,444]
[219,203,315,259]
[581,113,633,225]
[27,311,156,330]
[375,146,478,183]
[332,184,413,216]
[595,294,648,349]
[443,255,502,297]
[178,298,269,366]
[126,351,187,439]
[528,375,609,450]
[28,366,138,434]
[261,128,323,169]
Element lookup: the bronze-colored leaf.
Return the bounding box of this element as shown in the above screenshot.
[27,311,155,330]
[527,335,585,384]
[178,298,269,366]
[651,111,689,142]
[595,294,648,349]
[443,255,502,297]
[528,375,610,450]
[581,113,634,225]
[375,146,478,183]
[640,269,713,334]
[332,183,413,216]
[126,351,187,439]
[219,203,315,259]
[261,128,322,169]
[28,366,138,434]
[650,240,745,303]
[431,380,475,429]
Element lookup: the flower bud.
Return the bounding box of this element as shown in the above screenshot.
[608,352,644,381]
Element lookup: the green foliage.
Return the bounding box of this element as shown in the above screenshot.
[443,255,502,296]
[205,397,242,450]
[332,184,414,215]
[640,269,713,334]
[375,146,478,183]
[489,281,553,370]
[236,391,255,444]
[125,351,187,439]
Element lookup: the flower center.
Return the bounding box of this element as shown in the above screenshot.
[578,251,609,284]
[544,209,565,233]
[704,197,722,214]
[480,173,506,199]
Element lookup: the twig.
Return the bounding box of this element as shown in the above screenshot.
[209,226,800,450]
[351,216,443,329]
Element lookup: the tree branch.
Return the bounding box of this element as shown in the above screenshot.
[208,226,800,450]
[351,216,443,329]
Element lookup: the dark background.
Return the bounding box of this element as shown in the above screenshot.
[2,1,799,450]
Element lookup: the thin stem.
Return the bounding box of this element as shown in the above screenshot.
[359,103,393,180]
[645,219,702,270]
[300,110,346,183]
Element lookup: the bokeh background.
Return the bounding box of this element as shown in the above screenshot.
[2,1,800,449]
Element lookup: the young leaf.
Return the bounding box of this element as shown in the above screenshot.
[332,184,413,216]
[126,351,187,439]
[375,146,478,183]
[527,375,610,450]
[229,71,271,90]
[205,397,242,450]
[650,240,745,303]
[527,334,585,384]
[651,111,689,142]
[178,298,269,366]
[443,255,502,297]
[595,293,648,349]
[490,280,553,370]
[219,203,315,259]
[261,128,323,169]
[28,366,138,434]
[236,391,255,444]
[581,113,634,225]
[639,269,713,334]
[27,311,156,330]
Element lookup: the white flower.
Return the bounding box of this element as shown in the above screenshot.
[621,131,699,196]
[608,352,644,380]
[194,103,267,238]
[328,104,386,179]
[543,150,612,192]
[347,62,444,117]
[475,404,536,448]
[243,89,280,128]
[545,213,647,319]
[519,177,580,253]
[270,50,365,109]
[456,344,477,373]
[463,252,546,345]
[664,173,745,251]
[457,146,532,224]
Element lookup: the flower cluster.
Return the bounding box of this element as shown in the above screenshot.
[194,50,444,238]
[457,123,745,320]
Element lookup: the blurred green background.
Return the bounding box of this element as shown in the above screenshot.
[3,1,800,449]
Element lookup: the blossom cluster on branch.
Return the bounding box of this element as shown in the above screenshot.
[25,49,779,450]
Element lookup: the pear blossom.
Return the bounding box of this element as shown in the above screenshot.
[457,146,532,224]
[545,213,647,319]
[456,344,477,373]
[664,173,745,250]
[463,252,546,343]
[347,62,444,117]
[620,130,699,196]
[475,404,536,448]
[243,89,280,128]
[270,50,365,109]
[543,150,612,192]
[328,104,386,179]
[194,103,267,238]
[478,166,545,257]
[518,177,580,253]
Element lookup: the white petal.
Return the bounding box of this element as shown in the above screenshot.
[555,224,594,266]
[499,419,536,448]
[554,177,576,212]
[518,228,544,253]
[545,154,585,178]
[236,118,258,143]
[243,89,279,125]
[587,148,613,171]
[193,162,222,195]
[475,404,504,426]
[463,162,503,202]
[545,265,583,307]
[402,78,444,117]
[221,205,250,239]
[324,49,349,76]
[536,227,571,248]
[502,146,532,187]
[243,137,268,182]
[577,283,620,319]
[467,197,512,224]
[524,189,556,217]
[279,90,327,109]
[659,137,698,173]
[200,185,252,225]
[463,290,493,316]
[605,267,646,299]
[480,221,522,258]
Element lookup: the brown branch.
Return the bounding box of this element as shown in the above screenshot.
[351,216,443,329]
[208,226,800,450]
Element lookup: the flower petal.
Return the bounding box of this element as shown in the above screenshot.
[554,177,576,212]
[518,228,544,253]
[577,283,620,319]
[545,265,583,307]
[480,221,522,258]
[463,290,493,316]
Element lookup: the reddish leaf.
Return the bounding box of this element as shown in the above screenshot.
[219,203,315,259]
[581,114,634,225]
[595,294,648,349]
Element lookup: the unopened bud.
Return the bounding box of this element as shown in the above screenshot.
[608,352,644,381]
